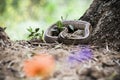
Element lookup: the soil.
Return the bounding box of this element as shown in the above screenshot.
[0,40,120,80]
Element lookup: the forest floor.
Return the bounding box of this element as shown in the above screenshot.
[0,39,120,80]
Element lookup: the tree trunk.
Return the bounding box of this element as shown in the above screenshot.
[80,0,120,51]
[0,27,10,47]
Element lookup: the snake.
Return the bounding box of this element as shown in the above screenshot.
[44,20,92,45]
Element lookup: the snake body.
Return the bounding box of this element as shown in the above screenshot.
[44,20,92,44]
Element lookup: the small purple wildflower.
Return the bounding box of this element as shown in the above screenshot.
[68,46,93,63]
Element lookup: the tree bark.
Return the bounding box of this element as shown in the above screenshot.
[80,0,120,51]
[0,27,10,47]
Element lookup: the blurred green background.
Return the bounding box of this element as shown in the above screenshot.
[0,0,93,40]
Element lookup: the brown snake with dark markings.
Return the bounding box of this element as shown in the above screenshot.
[44,20,92,44]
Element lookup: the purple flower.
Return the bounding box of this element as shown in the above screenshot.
[68,46,93,63]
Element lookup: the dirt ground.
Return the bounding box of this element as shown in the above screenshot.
[0,40,120,80]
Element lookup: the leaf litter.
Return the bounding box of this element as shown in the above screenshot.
[0,41,120,80]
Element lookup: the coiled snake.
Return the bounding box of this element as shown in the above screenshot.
[44,20,92,44]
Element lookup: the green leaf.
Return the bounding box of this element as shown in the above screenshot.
[61,16,64,21]
[27,27,33,32]
[35,28,40,32]
[28,34,33,38]
[56,20,63,29]
[28,32,34,37]
[41,30,44,37]
[35,33,39,36]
